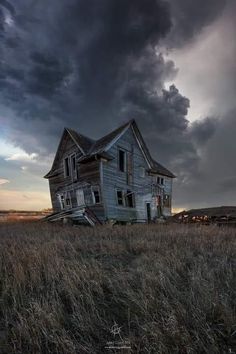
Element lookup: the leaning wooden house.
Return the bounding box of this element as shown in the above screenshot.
[44,119,175,225]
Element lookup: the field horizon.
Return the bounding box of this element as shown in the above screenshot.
[0,222,235,353]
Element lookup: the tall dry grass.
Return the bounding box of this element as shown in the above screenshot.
[0,222,235,353]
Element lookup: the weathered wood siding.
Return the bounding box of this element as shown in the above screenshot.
[101,126,172,221]
[49,134,81,211]
[48,133,105,220]
[102,127,150,221]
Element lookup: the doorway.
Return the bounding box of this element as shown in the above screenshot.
[146,202,151,222]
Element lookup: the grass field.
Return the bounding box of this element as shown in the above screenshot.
[0,222,235,353]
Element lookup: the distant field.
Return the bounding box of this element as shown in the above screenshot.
[0,211,51,222]
[0,222,235,353]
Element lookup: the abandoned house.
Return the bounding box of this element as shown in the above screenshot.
[44,119,175,225]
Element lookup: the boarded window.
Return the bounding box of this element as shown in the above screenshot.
[76,189,85,206]
[118,149,126,172]
[117,190,124,205]
[125,190,135,208]
[92,186,101,204]
[64,157,70,177]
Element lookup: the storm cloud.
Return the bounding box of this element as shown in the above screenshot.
[0,0,235,209]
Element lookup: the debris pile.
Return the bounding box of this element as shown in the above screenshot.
[173,206,236,226]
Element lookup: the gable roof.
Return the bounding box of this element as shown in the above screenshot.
[149,158,175,178]
[44,128,94,178]
[44,120,175,178]
[66,128,95,154]
[88,121,131,155]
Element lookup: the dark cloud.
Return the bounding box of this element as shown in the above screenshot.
[190,117,218,145]
[166,0,227,47]
[0,0,235,208]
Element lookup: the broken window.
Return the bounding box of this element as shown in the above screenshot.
[118,149,126,172]
[125,190,135,208]
[92,186,101,204]
[117,190,124,206]
[64,157,70,177]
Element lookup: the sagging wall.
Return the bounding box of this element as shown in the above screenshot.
[48,134,82,212]
[48,134,105,220]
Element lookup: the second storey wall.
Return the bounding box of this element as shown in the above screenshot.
[102,127,154,221]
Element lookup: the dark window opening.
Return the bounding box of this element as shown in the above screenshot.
[146,203,151,222]
[65,191,71,207]
[72,155,76,171]
[92,186,101,204]
[60,195,65,210]
[157,176,164,185]
[126,190,135,208]
[71,154,77,179]
[64,157,70,177]
[118,149,126,172]
[117,190,124,205]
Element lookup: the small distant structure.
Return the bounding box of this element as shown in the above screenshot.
[173,206,236,226]
[44,119,175,225]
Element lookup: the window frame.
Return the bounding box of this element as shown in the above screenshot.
[116,190,125,206]
[157,176,164,185]
[164,194,171,208]
[76,188,85,206]
[64,157,70,177]
[125,190,135,208]
[116,189,135,208]
[65,191,72,208]
[91,186,101,205]
[59,194,65,210]
[71,153,77,180]
[118,148,126,173]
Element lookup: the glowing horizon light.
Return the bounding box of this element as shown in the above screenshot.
[0,178,10,185]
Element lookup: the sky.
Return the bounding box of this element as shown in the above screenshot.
[0,0,235,211]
